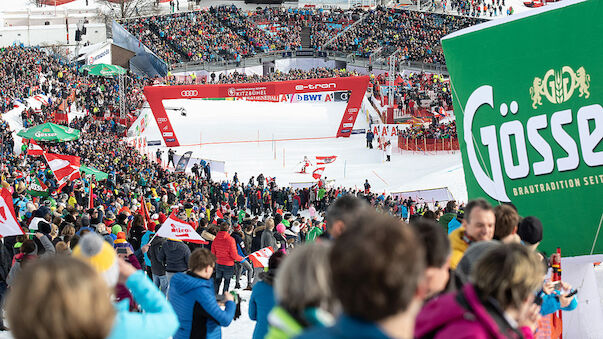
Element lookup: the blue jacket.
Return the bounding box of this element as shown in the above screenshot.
[448,217,462,234]
[249,280,276,339]
[168,272,236,339]
[141,231,154,267]
[107,271,179,339]
[540,290,578,316]
[296,314,391,339]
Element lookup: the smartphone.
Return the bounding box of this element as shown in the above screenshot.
[565,289,578,298]
[116,248,128,255]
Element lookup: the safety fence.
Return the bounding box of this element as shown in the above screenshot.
[397,137,459,152]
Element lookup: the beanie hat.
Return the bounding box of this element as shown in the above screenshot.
[38,221,52,235]
[105,211,115,220]
[111,225,122,235]
[276,223,286,234]
[116,232,126,240]
[158,213,167,224]
[517,216,543,245]
[73,233,119,287]
[82,215,91,227]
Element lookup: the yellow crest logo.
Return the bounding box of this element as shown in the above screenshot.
[529,66,590,109]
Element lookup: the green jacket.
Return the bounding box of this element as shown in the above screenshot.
[265,307,304,339]
[305,227,323,243]
[317,188,326,201]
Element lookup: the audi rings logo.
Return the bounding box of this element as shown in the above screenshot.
[157,118,168,123]
[227,88,236,96]
[181,90,198,97]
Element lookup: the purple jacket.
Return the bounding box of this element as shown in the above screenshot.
[415,284,534,339]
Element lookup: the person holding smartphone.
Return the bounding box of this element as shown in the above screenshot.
[538,280,578,316]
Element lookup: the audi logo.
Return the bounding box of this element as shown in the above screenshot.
[181,90,198,97]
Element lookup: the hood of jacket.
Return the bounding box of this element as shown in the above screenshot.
[450,227,468,252]
[215,231,231,241]
[169,271,212,294]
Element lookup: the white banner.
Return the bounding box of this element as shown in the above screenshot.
[371,124,404,142]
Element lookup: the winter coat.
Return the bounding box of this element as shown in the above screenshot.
[168,272,236,339]
[305,226,323,243]
[7,235,55,286]
[251,226,265,252]
[415,284,534,339]
[449,227,469,270]
[261,229,277,250]
[107,271,179,339]
[158,239,191,273]
[296,314,391,339]
[249,280,276,339]
[211,231,243,267]
[266,306,333,339]
[148,237,167,276]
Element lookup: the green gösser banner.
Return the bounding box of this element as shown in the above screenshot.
[442,0,603,256]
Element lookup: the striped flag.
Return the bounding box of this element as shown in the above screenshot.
[248,247,275,268]
[312,167,325,180]
[27,140,44,156]
[44,153,80,189]
[316,156,337,165]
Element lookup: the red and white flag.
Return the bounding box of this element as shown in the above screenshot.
[312,167,325,180]
[44,153,80,188]
[156,214,208,244]
[27,140,44,156]
[248,246,275,268]
[88,185,94,210]
[139,196,153,231]
[316,156,337,165]
[0,188,25,237]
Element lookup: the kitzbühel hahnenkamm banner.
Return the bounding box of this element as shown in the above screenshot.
[442,0,602,256]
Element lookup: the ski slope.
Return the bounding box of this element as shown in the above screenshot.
[138,93,468,202]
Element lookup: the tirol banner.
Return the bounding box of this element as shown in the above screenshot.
[442,0,602,256]
[143,76,369,147]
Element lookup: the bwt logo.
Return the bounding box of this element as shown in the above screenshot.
[181,90,198,97]
[295,83,336,91]
[228,88,236,96]
[162,132,173,137]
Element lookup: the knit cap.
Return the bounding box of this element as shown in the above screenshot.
[73,233,119,287]
[276,223,286,234]
[112,225,122,235]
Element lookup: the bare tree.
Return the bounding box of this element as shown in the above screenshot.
[97,0,160,20]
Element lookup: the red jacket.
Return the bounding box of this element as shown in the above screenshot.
[211,231,243,266]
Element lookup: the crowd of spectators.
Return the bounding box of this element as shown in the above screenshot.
[0,46,148,121]
[121,6,485,66]
[450,0,512,17]
[371,71,452,114]
[399,120,458,139]
[0,40,579,339]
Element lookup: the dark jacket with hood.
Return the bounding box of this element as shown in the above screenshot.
[158,239,191,273]
[168,271,236,339]
[148,236,167,276]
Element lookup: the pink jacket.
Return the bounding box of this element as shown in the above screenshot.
[415,284,534,339]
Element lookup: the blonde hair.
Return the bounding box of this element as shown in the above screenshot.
[61,225,76,237]
[6,256,115,339]
[471,243,544,310]
[275,242,335,315]
[265,217,275,230]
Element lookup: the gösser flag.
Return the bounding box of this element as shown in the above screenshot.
[0,188,25,237]
[316,156,337,165]
[441,0,603,256]
[156,214,208,244]
[248,247,275,268]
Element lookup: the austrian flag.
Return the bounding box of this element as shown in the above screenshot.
[312,167,325,180]
[44,153,80,188]
[27,140,44,156]
[248,247,275,268]
[316,156,337,165]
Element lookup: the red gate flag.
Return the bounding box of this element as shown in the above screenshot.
[316,156,337,165]
[0,188,25,237]
[27,140,44,156]
[312,167,325,179]
[248,247,275,268]
[156,213,207,244]
[44,153,80,188]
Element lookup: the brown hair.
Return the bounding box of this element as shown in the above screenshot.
[494,205,519,240]
[6,256,115,339]
[472,243,544,310]
[61,225,76,237]
[465,198,494,223]
[330,210,425,321]
[55,241,70,255]
[188,248,216,272]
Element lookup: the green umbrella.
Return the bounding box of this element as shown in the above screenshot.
[17,122,80,142]
[80,63,126,77]
[80,166,108,181]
